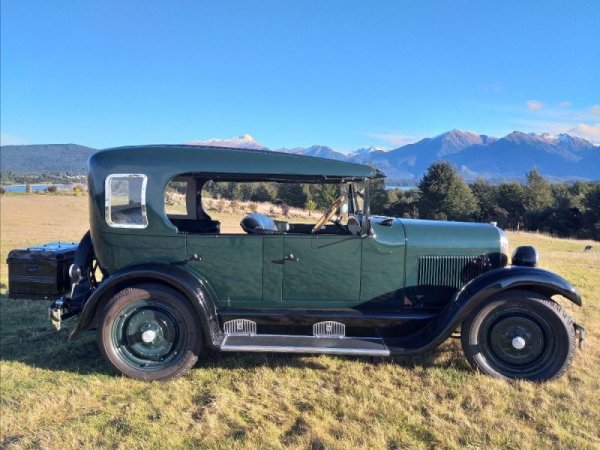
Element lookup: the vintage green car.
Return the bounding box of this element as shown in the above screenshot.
[7,145,585,381]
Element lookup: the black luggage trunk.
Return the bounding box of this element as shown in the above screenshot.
[7,242,78,300]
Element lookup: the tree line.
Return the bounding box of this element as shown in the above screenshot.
[202,181,341,214]
[4,162,597,240]
[374,162,600,241]
[1,171,86,185]
[202,163,599,240]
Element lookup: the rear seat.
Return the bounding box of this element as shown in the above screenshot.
[241,213,289,234]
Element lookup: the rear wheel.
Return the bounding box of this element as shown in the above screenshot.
[98,284,202,381]
[461,290,575,381]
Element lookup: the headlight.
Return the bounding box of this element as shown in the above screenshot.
[512,246,538,267]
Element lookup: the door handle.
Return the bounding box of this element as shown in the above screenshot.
[272,253,299,264]
[171,253,201,266]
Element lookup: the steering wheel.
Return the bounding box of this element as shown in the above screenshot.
[311,194,347,233]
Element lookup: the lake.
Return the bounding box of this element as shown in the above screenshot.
[386,185,417,191]
[2,184,68,192]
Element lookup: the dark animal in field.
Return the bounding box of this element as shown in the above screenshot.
[584,245,593,252]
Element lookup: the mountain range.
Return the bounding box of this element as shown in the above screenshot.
[1,130,599,183]
[0,144,97,174]
[187,130,600,182]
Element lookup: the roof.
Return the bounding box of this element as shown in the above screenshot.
[89,144,385,181]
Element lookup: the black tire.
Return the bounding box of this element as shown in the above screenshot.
[98,284,202,381]
[461,290,576,382]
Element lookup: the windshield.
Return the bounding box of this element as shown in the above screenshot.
[350,181,365,215]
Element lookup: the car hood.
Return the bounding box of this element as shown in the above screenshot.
[369,216,502,252]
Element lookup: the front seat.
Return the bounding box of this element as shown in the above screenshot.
[241,213,281,234]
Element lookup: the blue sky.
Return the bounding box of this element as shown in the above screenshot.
[1,1,599,151]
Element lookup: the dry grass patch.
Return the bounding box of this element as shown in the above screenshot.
[1,194,599,449]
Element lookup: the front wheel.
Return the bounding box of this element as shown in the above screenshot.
[461,290,576,381]
[98,284,202,381]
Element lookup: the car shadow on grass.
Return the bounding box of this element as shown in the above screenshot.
[0,297,112,376]
[1,330,472,379]
[0,328,113,376]
[193,339,472,375]
[0,298,471,378]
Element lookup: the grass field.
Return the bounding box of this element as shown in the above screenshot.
[1,194,599,449]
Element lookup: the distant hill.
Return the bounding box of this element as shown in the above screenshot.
[449,131,599,181]
[0,144,97,174]
[1,131,598,182]
[347,130,600,182]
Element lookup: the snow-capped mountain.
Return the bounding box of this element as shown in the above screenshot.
[449,131,599,181]
[349,146,390,156]
[181,130,598,182]
[348,146,390,160]
[277,145,348,161]
[7,130,593,181]
[185,134,268,150]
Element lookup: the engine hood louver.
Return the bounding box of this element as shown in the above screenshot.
[418,255,492,289]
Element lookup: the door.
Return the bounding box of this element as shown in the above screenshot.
[281,234,362,306]
[186,235,264,306]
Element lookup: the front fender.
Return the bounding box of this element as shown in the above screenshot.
[389,266,582,355]
[456,265,582,307]
[69,264,223,349]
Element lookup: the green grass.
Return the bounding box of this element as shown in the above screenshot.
[1,194,599,449]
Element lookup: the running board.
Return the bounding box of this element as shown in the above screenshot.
[220,334,390,356]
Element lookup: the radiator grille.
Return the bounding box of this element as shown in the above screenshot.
[418,255,491,289]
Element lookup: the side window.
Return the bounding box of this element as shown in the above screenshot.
[105,174,148,228]
[164,179,189,217]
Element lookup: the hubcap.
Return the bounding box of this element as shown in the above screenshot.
[485,314,548,368]
[141,329,157,343]
[111,300,187,371]
[512,336,526,350]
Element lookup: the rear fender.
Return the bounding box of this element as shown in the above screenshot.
[69,263,223,349]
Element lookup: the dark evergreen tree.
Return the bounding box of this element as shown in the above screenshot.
[583,184,600,240]
[368,178,388,214]
[418,161,477,221]
[251,183,277,203]
[525,168,553,211]
[276,182,308,208]
[471,178,498,222]
[497,182,526,229]
[307,184,340,211]
[385,188,419,218]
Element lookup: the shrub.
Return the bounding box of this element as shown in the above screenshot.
[305,199,317,216]
[73,184,85,196]
[164,192,175,205]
